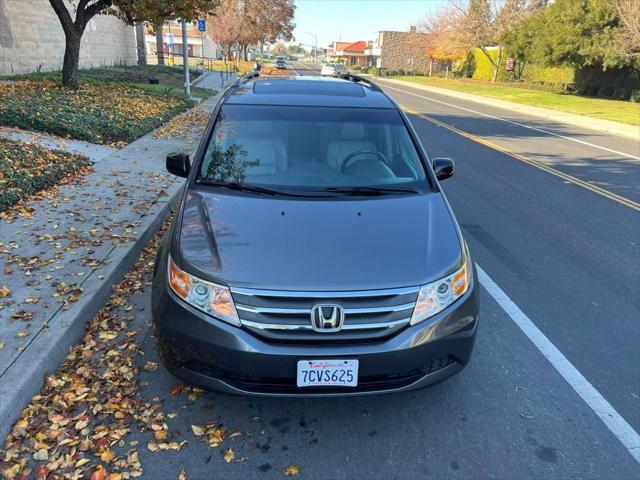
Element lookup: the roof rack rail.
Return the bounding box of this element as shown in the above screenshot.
[232,71,260,87]
[342,73,382,92]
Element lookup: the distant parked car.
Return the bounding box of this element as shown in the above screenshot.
[275,57,286,69]
[321,63,348,78]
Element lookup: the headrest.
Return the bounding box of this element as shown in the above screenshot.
[340,123,365,140]
[247,121,275,136]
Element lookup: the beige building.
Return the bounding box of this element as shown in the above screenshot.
[0,0,137,75]
[144,21,222,66]
[368,27,445,75]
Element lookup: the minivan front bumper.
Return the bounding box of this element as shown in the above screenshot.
[152,260,479,397]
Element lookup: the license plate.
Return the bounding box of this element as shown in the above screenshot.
[296,359,359,388]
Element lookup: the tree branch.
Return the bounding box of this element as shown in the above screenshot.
[83,0,113,25]
[48,0,75,37]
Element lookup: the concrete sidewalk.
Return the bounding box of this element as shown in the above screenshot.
[193,69,237,90]
[373,77,640,141]
[0,126,117,163]
[0,90,226,440]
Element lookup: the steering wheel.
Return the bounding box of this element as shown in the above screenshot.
[340,150,390,173]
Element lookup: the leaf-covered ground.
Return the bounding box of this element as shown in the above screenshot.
[0,138,92,213]
[0,80,193,146]
[1,222,171,480]
[0,218,300,479]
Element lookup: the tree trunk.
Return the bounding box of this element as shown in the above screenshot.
[577,65,599,95]
[135,23,147,66]
[155,23,164,65]
[492,47,502,82]
[62,31,81,89]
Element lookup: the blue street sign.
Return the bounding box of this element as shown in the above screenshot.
[197,19,206,32]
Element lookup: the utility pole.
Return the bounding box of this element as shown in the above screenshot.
[305,32,318,62]
[182,21,191,100]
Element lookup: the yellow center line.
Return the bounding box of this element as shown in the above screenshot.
[400,105,640,212]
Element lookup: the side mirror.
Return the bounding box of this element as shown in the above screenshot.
[166,152,190,178]
[432,157,455,181]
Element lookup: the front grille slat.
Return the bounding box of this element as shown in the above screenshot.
[241,317,412,331]
[236,302,415,316]
[231,286,419,343]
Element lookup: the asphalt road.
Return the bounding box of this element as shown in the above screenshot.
[131,62,640,477]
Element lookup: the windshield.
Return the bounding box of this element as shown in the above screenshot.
[198,105,430,194]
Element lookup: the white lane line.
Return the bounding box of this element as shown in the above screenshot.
[380,82,640,161]
[476,264,640,463]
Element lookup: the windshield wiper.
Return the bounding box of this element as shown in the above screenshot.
[324,186,422,196]
[201,181,333,197]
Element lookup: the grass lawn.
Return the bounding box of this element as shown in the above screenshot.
[0,138,92,212]
[392,76,640,126]
[0,65,213,146]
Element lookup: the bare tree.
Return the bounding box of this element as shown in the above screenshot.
[418,7,468,64]
[447,0,543,81]
[208,0,295,64]
[612,0,640,58]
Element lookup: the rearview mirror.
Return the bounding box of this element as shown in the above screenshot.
[432,157,455,181]
[166,152,190,178]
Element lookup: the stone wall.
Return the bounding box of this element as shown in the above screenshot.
[0,0,137,75]
[379,30,441,75]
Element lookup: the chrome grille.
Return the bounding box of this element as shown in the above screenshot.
[231,286,419,342]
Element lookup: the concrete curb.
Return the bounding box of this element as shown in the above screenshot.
[0,180,184,441]
[374,77,640,142]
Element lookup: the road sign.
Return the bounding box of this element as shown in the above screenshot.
[506,57,515,71]
[197,19,206,32]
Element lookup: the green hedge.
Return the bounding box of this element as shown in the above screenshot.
[519,63,575,86]
[461,48,574,88]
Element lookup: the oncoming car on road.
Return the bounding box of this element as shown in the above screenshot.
[320,63,347,78]
[152,73,479,396]
[275,57,286,69]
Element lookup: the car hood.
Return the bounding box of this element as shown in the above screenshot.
[177,190,463,291]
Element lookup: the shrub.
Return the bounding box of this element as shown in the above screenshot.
[352,65,361,71]
[597,85,615,98]
[585,84,599,97]
[389,70,398,76]
[465,48,508,81]
[612,87,629,100]
[520,63,575,87]
[631,90,640,103]
[0,138,92,212]
[398,69,405,76]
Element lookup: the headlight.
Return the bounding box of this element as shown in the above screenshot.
[168,255,240,326]
[410,259,470,326]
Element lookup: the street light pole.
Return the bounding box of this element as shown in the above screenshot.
[305,31,318,62]
[181,21,191,100]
